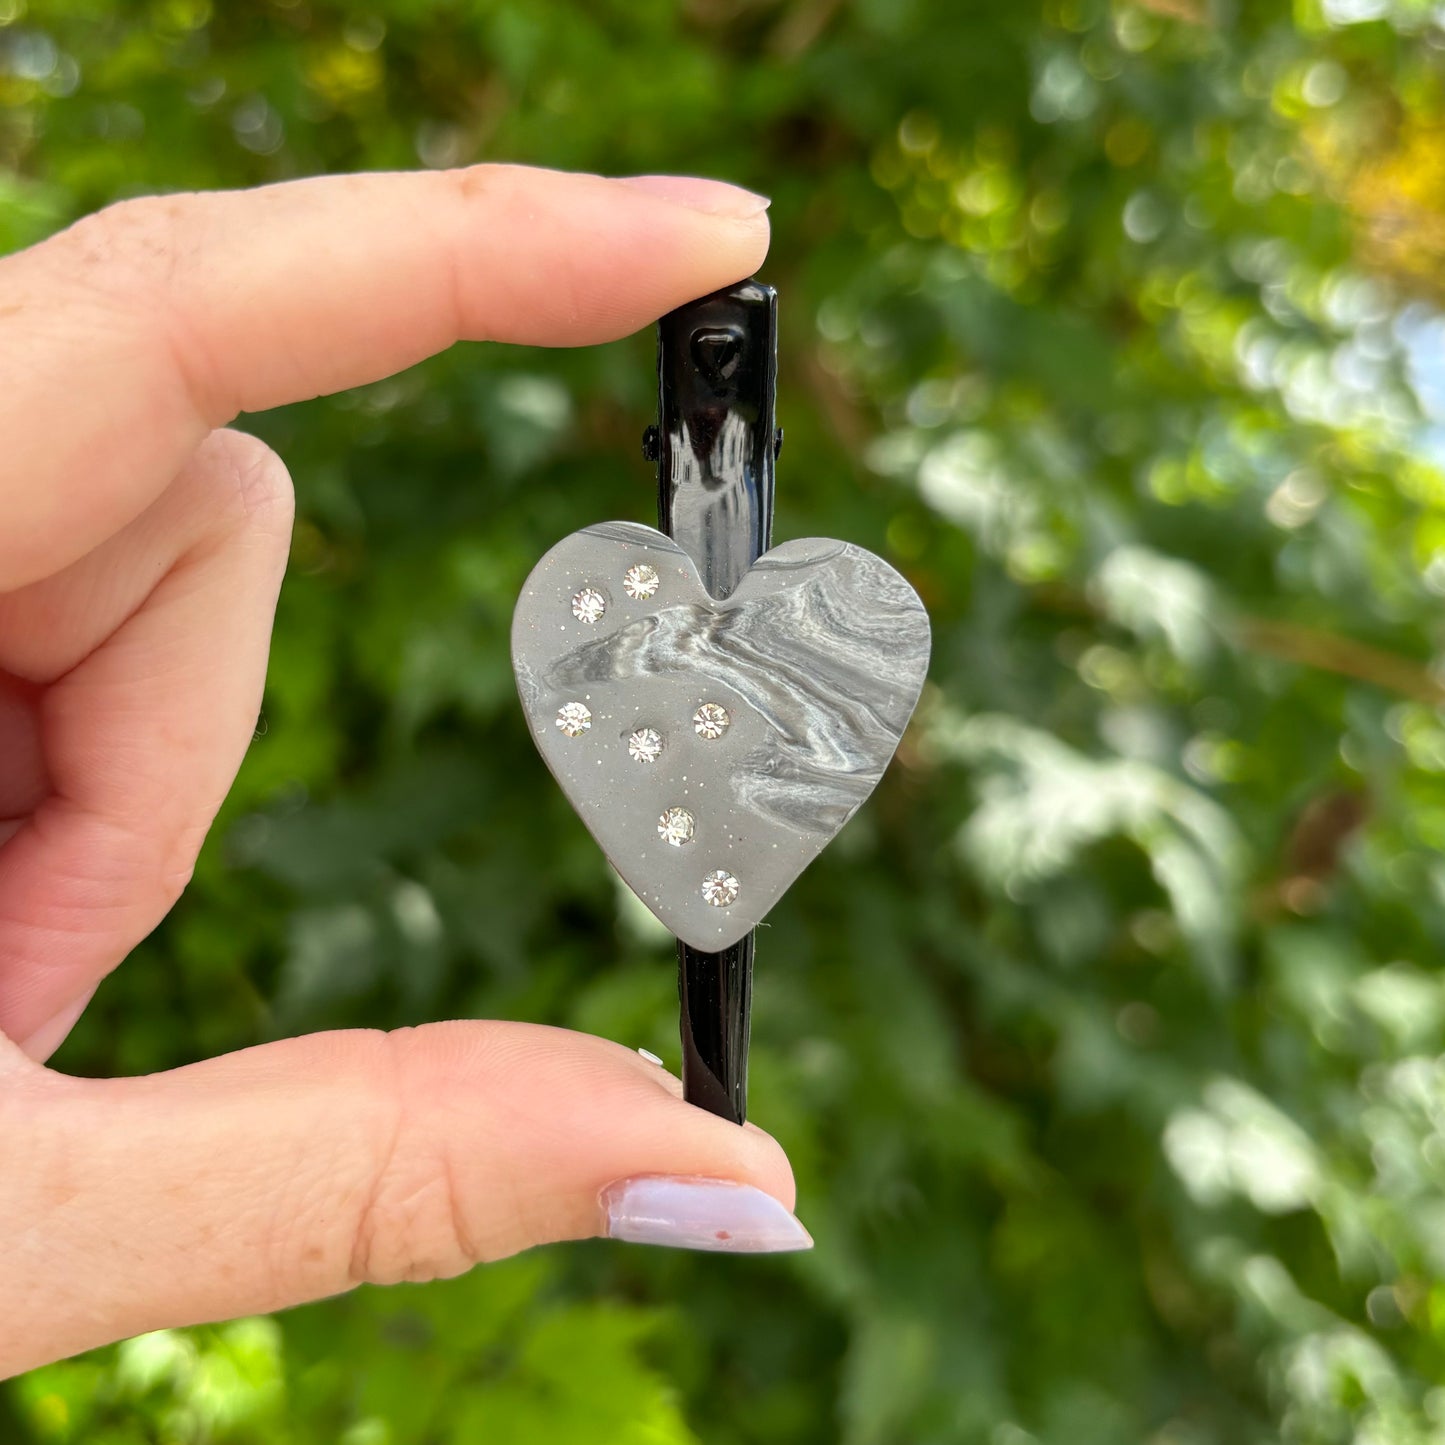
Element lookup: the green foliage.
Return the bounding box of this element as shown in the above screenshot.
[13,1260,703,1444]
[7,0,1445,1440]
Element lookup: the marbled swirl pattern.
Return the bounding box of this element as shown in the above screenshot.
[512,521,930,951]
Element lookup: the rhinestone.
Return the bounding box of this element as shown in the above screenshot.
[623,563,660,600]
[701,869,740,907]
[628,727,664,763]
[555,701,592,737]
[693,703,730,740]
[658,807,695,847]
[571,587,607,624]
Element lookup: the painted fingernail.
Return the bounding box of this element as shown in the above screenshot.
[613,175,771,220]
[601,1175,813,1253]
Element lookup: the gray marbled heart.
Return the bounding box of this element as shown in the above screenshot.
[511,521,931,951]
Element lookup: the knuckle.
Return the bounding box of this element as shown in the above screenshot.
[58,194,228,420]
[347,1029,480,1287]
[61,193,195,291]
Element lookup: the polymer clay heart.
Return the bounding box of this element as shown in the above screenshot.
[511,521,931,951]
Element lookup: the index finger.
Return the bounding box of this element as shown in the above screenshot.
[0,165,770,590]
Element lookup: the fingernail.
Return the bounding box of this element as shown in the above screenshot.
[613,175,771,220]
[16,987,96,1062]
[601,1175,813,1253]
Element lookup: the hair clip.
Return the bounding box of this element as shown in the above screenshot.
[511,280,931,1123]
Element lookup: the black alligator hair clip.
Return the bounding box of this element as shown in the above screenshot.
[512,280,930,1124]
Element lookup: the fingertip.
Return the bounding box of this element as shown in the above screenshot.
[15,987,95,1063]
[403,1021,799,1254]
[741,1119,799,1213]
[444,164,772,348]
[609,174,772,221]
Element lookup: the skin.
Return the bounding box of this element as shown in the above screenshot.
[0,165,796,1379]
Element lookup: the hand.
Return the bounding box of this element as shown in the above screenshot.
[0,165,807,1381]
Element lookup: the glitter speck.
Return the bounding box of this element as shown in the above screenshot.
[571,587,607,624]
[628,727,664,763]
[623,563,660,600]
[658,807,695,847]
[693,703,730,740]
[556,701,592,737]
[701,869,739,907]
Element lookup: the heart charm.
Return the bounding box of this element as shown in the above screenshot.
[512,521,931,951]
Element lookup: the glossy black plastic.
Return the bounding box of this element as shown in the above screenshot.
[655,279,777,601]
[652,278,777,1125]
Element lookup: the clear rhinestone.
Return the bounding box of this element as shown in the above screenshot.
[571,587,607,624]
[555,701,592,737]
[658,807,695,847]
[701,869,740,907]
[623,563,660,601]
[693,703,730,740]
[628,727,664,763]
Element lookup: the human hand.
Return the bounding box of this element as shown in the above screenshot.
[0,165,807,1381]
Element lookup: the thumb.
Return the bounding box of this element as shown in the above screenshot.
[1,1021,808,1377]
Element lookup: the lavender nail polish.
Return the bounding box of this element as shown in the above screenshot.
[601,1176,813,1254]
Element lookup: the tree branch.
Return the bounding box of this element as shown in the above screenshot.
[1233,616,1445,706]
